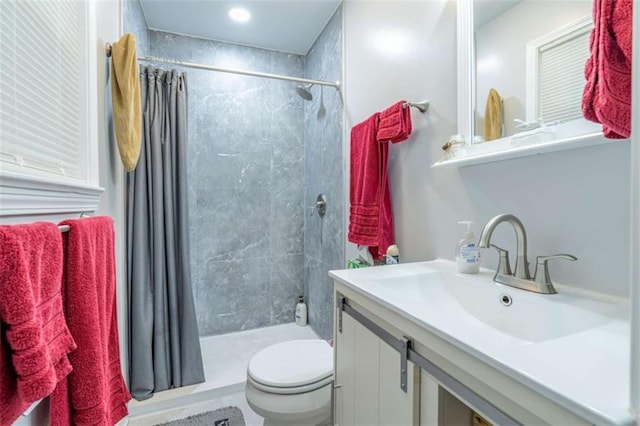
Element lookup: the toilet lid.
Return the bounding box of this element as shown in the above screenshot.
[247,339,333,388]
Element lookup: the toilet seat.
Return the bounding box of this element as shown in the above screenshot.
[247,339,333,394]
[247,372,333,394]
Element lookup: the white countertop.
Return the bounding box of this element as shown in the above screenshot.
[330,259,633,425]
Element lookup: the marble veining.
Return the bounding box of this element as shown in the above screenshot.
[125,8,342,338]
[304,6,344,340]
[148,31,306,336]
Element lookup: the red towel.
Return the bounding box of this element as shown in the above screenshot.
[348,113,394,260]
[50,217,131,426]
[582,0,632,139]
[0,222,77,426]
[377,101,412,143]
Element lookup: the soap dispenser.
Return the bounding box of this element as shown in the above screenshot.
[456,221,481,274]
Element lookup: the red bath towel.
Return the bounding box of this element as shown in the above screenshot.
[348,113,394,260]
[377,101,412,143]
[582,0,632,138]
[0,222,77,426]
[50,217,131,426]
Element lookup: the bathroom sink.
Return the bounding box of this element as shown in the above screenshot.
[329,260,632,426]
[363,269,619,343]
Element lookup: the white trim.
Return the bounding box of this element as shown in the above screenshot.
[84,0,100,188]
[0,172,104,216]
[341,6,349,268]
[525,41,538,123]
[457,0,474,146]
[525,15,592,122]
[630,0,640,414]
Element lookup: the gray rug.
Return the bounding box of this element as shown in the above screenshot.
[156,406,246,426]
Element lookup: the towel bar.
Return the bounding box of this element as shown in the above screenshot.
[58,212,91,233]
[403,100,429,112]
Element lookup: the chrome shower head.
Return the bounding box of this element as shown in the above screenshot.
[295,84,314,101]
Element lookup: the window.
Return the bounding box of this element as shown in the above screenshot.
[0,0,102,216]
[526,15,593,125]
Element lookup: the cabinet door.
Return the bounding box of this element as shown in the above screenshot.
[379,338,419,425]
[335,304,418,425]
[419,371,439,426]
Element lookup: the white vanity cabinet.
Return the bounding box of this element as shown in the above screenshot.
[332,276,598,426]
[333,296,420,425]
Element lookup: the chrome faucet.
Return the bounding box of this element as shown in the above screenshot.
[478,214,530,280]
[477,214,576,294]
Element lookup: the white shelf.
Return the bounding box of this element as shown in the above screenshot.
[431,132,620,169]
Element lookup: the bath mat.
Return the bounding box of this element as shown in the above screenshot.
[156,406,245,426]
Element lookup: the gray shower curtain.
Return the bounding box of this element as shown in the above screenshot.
[126,66,204,400]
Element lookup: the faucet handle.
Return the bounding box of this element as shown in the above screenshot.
[490,244,513,276]
[533,254,577,293]
[536,254,577,263]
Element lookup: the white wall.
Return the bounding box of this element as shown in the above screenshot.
[95,0,127,378]
[344,0,630,298]
[344,0,458,263]
[628,0,640,414]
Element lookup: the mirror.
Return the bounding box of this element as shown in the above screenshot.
[458,0,601,148]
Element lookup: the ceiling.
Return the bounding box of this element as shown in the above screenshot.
[474,0,523,29]
[139,0,341,55]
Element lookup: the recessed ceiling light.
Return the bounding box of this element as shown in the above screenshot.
[228,7,251,23]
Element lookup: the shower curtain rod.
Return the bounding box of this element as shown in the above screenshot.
[105,43,340,89]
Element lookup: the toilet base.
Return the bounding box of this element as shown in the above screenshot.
[245,381,332,426]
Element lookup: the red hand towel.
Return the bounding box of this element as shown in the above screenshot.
[377,101,413,143]
[348,113,395,260]
[582,0,632,139]
[349,113,381,248]
[0,222,77,426]
[50,217,131,426]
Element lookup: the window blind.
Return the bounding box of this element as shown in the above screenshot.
[538,27,591,124]
[0,0,87,180]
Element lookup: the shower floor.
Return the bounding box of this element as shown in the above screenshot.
[200,322,319,391]
[126,323,319,425]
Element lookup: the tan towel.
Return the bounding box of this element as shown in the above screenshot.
[483,88,503,141]
[111,33,141,172]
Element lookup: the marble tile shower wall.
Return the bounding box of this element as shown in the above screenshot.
[148,31,306,336]
[304,6,344,340]
[123,0,149,57]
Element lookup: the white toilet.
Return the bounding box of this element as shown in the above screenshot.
[245,339,333,426]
